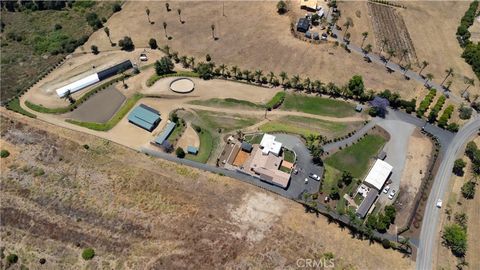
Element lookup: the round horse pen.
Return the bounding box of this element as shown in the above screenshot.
[169,78,195,93]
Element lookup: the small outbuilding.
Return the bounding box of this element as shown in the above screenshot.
[355,104,363,112]
[187,146,198,155]
[312,32,320,40]
[296,18,310,33]
[155,121,176,145]
[305,31,312,39]
[241,142,253,153]
[127,104,161,132]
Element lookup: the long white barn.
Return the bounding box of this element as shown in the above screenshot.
[56,73,100,97]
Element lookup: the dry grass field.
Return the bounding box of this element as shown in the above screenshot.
[435,136,480,270]
[0,109,414,269]
[81,1,427,99]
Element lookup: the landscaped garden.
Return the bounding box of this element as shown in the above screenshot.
[281,93,356,117]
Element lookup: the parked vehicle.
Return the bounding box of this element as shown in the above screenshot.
[309,173,321,181]
[383,185,390,194]
[321,33,328,41]
[388,189,396,200]
[436,199,443,208]
[139,53,148,61]
[304,178,309,184]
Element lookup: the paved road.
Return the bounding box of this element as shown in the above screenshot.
[325,9,462,103]
[416,117,480,270]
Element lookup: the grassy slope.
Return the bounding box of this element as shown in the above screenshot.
[259,115,357,138]
[188,98,265,110]
[194,110,260,132]
[281,94,356,117]
[325,134,386,178]
[0,2,115,101]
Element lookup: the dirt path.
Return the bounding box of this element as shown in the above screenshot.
[177,123,200,150]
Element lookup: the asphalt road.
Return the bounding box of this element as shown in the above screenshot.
[416,117,480,270]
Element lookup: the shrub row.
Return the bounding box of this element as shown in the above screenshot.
[456,0,479,46]
[428,95,446,123]
[368,0,406,9]
[265,92,286,110]
[25,73,132,114]
[438,105,455,128]
[6,98,37,118]
[65,93,143,131]
[416,89,437,117]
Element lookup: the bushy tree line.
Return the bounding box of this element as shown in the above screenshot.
[442,222,467,257]
[438,105,454,128]
[456,0,479,46]
[428,95,446,123]
[365,205,397,233]
[416,89,437,117]
[465,141,480,175]
[462,42,480,80]
[1,0,71,12]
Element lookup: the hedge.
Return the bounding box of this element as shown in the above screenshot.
[456,0,479,46]
[416,89,437,117]
[265,91,286,110]
[6,98,37,118]
[65,93,143,131]
[25,74,132,114]
[427,95,446,123]
[438,105,455,128]
[146,71,199,87]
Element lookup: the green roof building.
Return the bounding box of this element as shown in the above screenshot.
[128,104,161,132]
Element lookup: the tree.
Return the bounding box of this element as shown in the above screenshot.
[243,70,252,81]
[112,3,122,12]
[459,103,473,120]
[453,159,467,176]
[462,76,474,96]
[176,147,186,158]
[291,74,300,89]
[442,67,454,86]
[188,56,195,68]
[425,73,434,85]
[380,37,388,56]
[118,36,134,51]
[163,22,168,37]
[369,96,389,117]
[195,62,214,79]
[454,212,468,229]
[155,56,174,75]
[177,8,182,23]
[85,12,103,30]
[341,171,353,185]
[1,149,10,158]
[419,60,429,76]
[361,31,368,48]
[303,77,311,91]
[363,44,372,56]
[6,254,18,264]
[165,2,170,11]
[104,27,112,45]
[145,7,151,23]
[386,48,396,65]
[91,45,99,55]
[461,181,476,199]
[219,64,227,76]
[442,224,467,257]
[254,69,263,82]
[149,38,158,49]
[398,48,408,66]
[277,0,287,14]
[211,24,216,39]
[268,71,276,84]
[343,17,353,36]
[231,65,239,78]
[447,122,459,132]
[82,248,95,260]
[347,75,364,97]
[384,205,397,224]
[279,71,288,85]
[205,54,211,62]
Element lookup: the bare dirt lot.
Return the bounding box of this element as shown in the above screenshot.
[82,1,426,99]
[0,109,413,269]
[176,123,200,150]
[395,129,434,228]
[66,86,126,123]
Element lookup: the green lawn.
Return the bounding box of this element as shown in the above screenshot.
[259,115,358,139]
[281,93,356,117]
[65,93,143,131]
[265,91,286,109]
[244,134,263,144]
[354,193,364,205]
[279,166,291,173]
[321,165,342,194]
[6,98,36,118]
[189,98,264,110]
[167,120,186,144]
[185,129,214,163]
[194,110,261,132]
[325,134,387,178]
[283,148,296,163]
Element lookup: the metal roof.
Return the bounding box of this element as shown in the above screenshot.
[127,105,161,131]
[241,142,253,152]
[356,189,378,218]
[187,146,198,154]
[364,159,393,190]
[155,122,176,145]
[56,73,100,97]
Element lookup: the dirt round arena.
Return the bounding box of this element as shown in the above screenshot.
[170,78,195,93]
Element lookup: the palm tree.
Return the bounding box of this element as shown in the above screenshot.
[219,64,227,76]
[163,22,168,37]
[180,56,188,67]
[361,31,368,48]
[163,45,170,56]
[380,37,388,56]
[165,2,170,11]
[279,71,288,85]
[425,73,434,86]
[291,74,300,89]
[268,71,275,84]
[254,69,263,82]
[419,60,429,76]
[231,65,239,78]
[104,27,112,45]
[177,9,182,23]
[343,17,353,36]
[399,48,408,65]
[403,63,411,76]
[211,24,216,39]
[188,56,195,68]
[303,77,312,91]
[441,67,454,86]
[243,70,251,81]
[462,76,474,96]
[313,80,323,94]
[386,48,396,66]
[363,44,372,56]
[145,7,151,23]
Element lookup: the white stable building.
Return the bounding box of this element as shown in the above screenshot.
[260,134,282,156]
[363,159,393,191]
